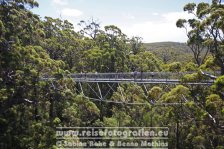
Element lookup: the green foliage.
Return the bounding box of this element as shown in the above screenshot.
[181,72,203,82]
[148,86,163,101]
[111,84,145,103]
[163,62,181,72]
[143,42,193,63]
[192,136,205,148]
[184,3,196,13]
[130,51,162,72]
[200,56,219,71]
[205,94,222,115]
[176,19,187,28]
[178,1,224,74]
[0,0,224,148]
[212,76,224,96]
[161,85,190,102]
[182,62,198,71]
[103,117,118,127]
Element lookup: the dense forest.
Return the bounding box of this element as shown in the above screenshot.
[0,0,224,148]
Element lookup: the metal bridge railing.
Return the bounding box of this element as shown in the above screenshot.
[70,71,219,80]
[70,72,188,80]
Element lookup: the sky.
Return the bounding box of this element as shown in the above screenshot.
[32,0,211,43]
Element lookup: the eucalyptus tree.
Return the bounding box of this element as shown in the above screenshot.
[130,51,162,72]
[129,36,144,55]
[177,0,224,74]
[78,18,101,40]
[176,8,208,66]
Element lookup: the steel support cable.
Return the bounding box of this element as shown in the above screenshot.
[86,83,102,100]
[102,83,116,99]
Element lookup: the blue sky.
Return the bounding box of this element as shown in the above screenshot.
[32,0,211,43]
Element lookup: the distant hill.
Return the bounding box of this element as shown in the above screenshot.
[143,42,193,63]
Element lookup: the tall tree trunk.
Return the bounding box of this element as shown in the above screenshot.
[221,65,224,75]
[49,97,54,126]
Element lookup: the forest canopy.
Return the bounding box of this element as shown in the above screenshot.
[0,0,224,148]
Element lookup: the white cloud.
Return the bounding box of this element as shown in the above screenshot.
[61,8,83,17]
[64,19,81,31]
[122,13,135,20]
[162,12,194,22]
[152,12,159,16]
[52,0,68,6]
[120,11,194,43]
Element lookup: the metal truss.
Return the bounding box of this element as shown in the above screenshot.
[41,72,217,106]
[70,72,216,85]
[74,81,204,106]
